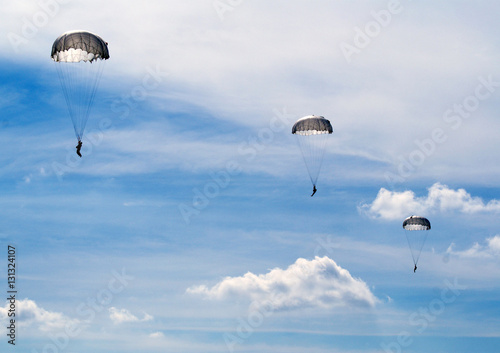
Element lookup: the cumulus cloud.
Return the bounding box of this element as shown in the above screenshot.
[0,299,79,332]
[360,182,500,220]
[187,256,378,310]
[108,307,153,325]
[447,235,500,258]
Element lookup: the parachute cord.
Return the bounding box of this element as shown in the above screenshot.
[78,59,92,139]
[55,58,106,141]
[55,62,78,139]
[405,230,430,266]
[295,133,330,187]
[405,231,417,266]
[295,136,314,186]
[82,60,105,138]
[315,134,329,185]
[414,230,429,265]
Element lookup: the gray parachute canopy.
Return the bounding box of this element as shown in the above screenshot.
[403,216,431,231]
[51,30,109,62]
[292,115,333,136]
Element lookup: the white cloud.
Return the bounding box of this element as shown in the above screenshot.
[108,307,153,325]
[447,235,500,259]
[187,256,378,310]
[0,298,79,332]
[149,331,165,339]
[360,183,500,220]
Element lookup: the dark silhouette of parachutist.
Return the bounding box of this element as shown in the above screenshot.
[414,264,417,273]
[76,140,82,158]
[311,185,317,197]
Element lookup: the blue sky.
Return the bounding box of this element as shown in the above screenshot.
[1,1,500,352]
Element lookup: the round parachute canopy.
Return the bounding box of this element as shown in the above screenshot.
[292,115,333,136]
[51,30,110,62]
[292,115,333,188]
[51,30,109,141]
[403,216,431,231]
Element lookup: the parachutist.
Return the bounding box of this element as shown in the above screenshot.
[414,264,417,273]
[76,140,83,158]
[311,185,317,197]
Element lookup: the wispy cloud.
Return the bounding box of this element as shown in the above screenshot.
[149,331,165,339]
[108,307,153,325]
[360,182,500,220]
[3,0,500,186]
[447,235,500,259]
[187,256,378,310]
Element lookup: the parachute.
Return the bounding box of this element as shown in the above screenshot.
[402,215,431,270]
[51,30,110,143]
[292,115,333,193]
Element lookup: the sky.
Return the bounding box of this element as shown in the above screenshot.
[1,0,500,352]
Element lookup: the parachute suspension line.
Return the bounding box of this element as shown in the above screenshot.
[311,133,329,185]
[73,61,85,140]
[83,60,105,139]
[55,63,76,137]
[295,132,330,186]
[77,59,105,140]
[56,61,83,140]
[55,59,105,141]
[405,231,416,265]
[404,229,429,266]
[76,61,88,139]
[295,136,313,185]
